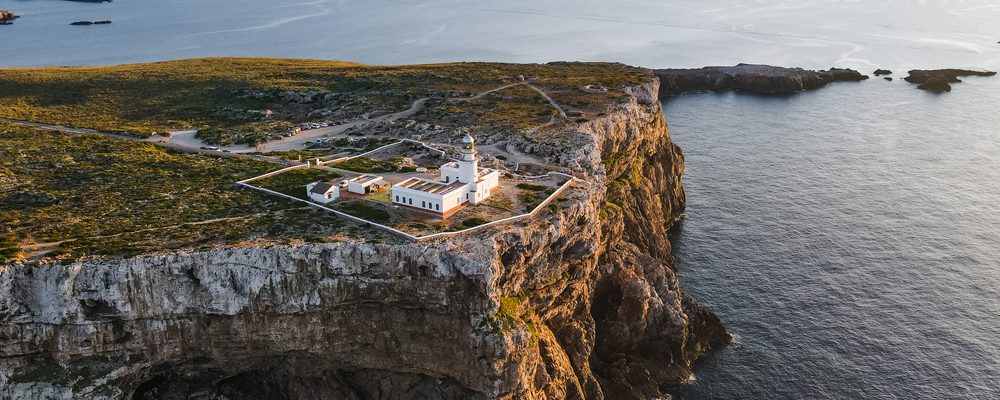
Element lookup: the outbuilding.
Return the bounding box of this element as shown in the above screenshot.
[347,174,386,194]
[306,181,340,204]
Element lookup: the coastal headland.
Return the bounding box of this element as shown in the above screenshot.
[0,58,729,399]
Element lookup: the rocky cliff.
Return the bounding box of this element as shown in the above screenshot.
[655,64,868,97]
[0,78,728,400]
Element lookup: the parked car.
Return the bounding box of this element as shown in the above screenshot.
[207,146,220,151]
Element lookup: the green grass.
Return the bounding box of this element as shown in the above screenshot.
[0,123,358,263]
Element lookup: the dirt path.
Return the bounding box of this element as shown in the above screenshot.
[467,82,527,99]
[162,97,429,153]
[525,83,568,118]
[458,81,568,120]
[0,117,295,166]
[2,97,427,160]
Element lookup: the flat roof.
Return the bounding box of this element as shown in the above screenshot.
[395,178,466,195]
[348,174,383,185]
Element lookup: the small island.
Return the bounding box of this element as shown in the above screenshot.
[70,20,112,26]
[904,69,997,92]
[0,9,18,24]
[654,64,868,98]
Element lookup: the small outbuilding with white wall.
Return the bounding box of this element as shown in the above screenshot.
[347,174,386,194]
[306,181,340,204]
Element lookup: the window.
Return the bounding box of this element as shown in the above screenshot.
[422,201,426,208]
[409,198,413,205]
[436,203,440,211]
[395,195,399,202]
[445,176,449,182]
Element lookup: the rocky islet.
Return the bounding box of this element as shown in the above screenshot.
[903,69,997,93]
[653,64,869,97]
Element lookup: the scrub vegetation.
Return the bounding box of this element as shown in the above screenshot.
[0,124,365,264]
[333,156,415,173]
[0,58,647,141]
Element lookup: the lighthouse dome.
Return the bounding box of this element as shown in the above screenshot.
[461,134,475,144]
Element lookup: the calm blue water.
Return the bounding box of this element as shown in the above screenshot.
[2,1,999,399]
[666,79,1000,399]
[1,0,999,69]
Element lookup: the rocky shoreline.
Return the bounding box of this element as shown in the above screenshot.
[654,64,868,97]
[903,69,997,93]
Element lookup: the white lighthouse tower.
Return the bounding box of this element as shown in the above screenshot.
[457,134,479,184]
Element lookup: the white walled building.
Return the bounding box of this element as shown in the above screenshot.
[391,134,500,217]
[306,181,340,204]
[347,174,386,194]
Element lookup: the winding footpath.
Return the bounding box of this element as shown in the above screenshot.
[0,97,429,164]
[163,98,428,153]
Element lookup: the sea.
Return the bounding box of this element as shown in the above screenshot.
[2,1,999,399]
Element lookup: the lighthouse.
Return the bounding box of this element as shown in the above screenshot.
[392,133,500,216]
[457,134,478,184]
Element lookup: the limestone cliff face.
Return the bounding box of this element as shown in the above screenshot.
[0,78,728,400]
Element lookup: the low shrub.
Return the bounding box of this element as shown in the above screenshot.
[462,217,489,227]
[339,201,391,223]
[516,183,548,191]
[335,156,408,173]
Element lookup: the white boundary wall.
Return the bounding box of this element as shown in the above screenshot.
[238,164,578,241]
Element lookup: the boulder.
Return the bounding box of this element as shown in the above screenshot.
[873,69,892,76]
[0,10,19,22]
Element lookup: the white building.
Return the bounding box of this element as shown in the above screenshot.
[347,174,387,194]
[391,134,500,217]
[306,181,339,204]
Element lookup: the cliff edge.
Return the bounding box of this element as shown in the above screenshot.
[0,70,728,399]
